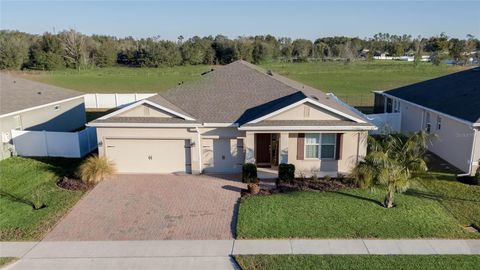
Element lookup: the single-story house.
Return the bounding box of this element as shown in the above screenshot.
[373,68,480,175]
[0,73,86,159]
[89,61,375,176]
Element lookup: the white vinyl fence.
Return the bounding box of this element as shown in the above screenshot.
[11,127,97,158]
[366,113,401,134]
[84,93,156,109]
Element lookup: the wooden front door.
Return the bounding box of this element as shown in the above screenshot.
[255,133,271,166]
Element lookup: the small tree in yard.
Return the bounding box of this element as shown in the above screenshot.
[78,155,116,185]
[351,132,429,208]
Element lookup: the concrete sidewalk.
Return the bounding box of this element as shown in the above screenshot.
[1,239,479,269]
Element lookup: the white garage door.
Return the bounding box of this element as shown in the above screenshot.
[105,138,191,174]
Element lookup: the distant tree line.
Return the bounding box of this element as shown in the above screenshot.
[0,30,478,70]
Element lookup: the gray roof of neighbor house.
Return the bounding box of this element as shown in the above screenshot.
[383,68,480,124]
[0,73,84,116]
[150,60,367,125]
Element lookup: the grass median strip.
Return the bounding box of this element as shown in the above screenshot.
[235,255,480,270]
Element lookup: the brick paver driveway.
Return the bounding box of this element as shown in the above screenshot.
[45,174,245,241]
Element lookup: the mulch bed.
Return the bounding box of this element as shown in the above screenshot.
[241,179,356,197]
[57,177,91,191]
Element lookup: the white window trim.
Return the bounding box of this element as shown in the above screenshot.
[436,116,442,130]
[304,133,337,160]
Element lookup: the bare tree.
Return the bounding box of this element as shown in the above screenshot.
[61,29,87,70]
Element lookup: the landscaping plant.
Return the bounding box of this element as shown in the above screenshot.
[242,163,258,183]
[351,132,429,208]
[242,163,260,194]
[278,164,295,183]
[78,155,116,184]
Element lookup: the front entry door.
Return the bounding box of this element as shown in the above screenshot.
[256,133,271,167]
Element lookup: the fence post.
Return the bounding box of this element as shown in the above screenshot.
[86,128,91,153]
[114,93,119,107]
[95,93,99,109]
[43,130,49,156]
[135,93,138,101]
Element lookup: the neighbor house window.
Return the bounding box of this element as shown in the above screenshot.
[304,133,336,159]
[393,100,400,113]
[437,116,442,130]
[425,112,431,133]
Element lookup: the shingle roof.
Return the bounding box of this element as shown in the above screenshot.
[0,73,84,115]
[242,120,373,128]
[384,68,480,123]
[93,117,199,124]
[152,60,366,124]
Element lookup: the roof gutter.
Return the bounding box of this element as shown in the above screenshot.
[86,123,201,128]
[238,126,377,131]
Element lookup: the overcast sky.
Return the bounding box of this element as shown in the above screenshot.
[1,1,479,40]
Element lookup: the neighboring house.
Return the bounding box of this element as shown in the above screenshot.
[373,68,480,176]
[0,73,86,159]
[89,61,375,176]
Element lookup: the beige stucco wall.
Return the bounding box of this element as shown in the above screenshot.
[0,97,86,159]
[398,100,476,174]
[244,130,367,177]
[96,127,201,174]
[117,104,175,118]
[287,131,367,177]
[269,103,346,121]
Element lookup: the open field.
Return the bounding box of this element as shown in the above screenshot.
[16,61,466,106]
[235,255,480,270]
[236,172,480,239]
[0,157,84,241]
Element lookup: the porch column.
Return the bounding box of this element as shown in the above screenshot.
[245,132,255,163]
[279,132,289,164]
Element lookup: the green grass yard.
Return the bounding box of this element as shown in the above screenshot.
[17,62,465,106]
[0,157,85,241]
[236,174,480,239]
[235,255,480,270]
[0,257,17,267]
[17,65,213,93]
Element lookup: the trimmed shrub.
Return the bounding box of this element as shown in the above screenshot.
[278,164,295,183]
[242,163,258,183]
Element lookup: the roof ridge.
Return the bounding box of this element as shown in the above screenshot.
[233,60,327,97]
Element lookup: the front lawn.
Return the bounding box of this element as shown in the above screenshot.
[235,255,480,270]
[0,157,85,241]
[237,189,471,238]
[411,172,480,228]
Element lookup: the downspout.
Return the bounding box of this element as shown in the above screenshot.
[195,127,203,174]
[356,132,360,164]
[458,127,478,176]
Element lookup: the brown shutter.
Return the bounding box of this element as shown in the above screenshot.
[297,133,305,160]
[336,133,343,160]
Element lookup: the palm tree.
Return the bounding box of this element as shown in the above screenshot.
[351,132,429,208]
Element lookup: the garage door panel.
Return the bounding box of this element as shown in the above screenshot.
[105,138,190,174]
